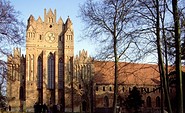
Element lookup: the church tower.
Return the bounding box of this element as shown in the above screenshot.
[25,9,74,109]
[7,48,26,111]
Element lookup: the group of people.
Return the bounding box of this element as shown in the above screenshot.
[34,103,48,113]
[34,102,62,113]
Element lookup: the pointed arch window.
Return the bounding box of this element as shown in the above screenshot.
[10,64,13,80]
[28,54,34,81]
[48,53,55,89]
[48,17,53,23]
[12,64,16,80]
[156,96,160,107]
[104,96,109,107]
[28,54,31,81]
[37,56,43,89]
[146,96,152,107]
[31,55,34,81]
[15,64,17,80]
[58,58,63,89]
[17,64,20,81]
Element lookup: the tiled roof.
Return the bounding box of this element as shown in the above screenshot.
[93,61,162,85]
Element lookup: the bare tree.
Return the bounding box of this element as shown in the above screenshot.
[79,0,143,112]
[172,0,183,112]
[0,0,24,102]
[134,0,185,113]
[133,0,176,112]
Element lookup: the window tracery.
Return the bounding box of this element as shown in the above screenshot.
[146,96,152,107]
[48,53,55,89]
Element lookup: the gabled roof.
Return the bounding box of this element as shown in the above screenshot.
[58,17,63,24]
[65,16,73,30]
[37,16,43,23]
[93,61,161,85]
[47,8,54,16]
[27,25,35,32]
[65,16,72,26]
[28,15,35,22]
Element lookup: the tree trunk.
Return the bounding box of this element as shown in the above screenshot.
[113,34,118,113]
[156,0,172,113]
[172,0,183,112]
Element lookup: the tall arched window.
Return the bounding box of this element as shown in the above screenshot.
[146,96,152,107]
[17,64,20,81]
[31,55,34,81]
[48,53,55,89]
[58,58,63,89]
[37,56,43,89]
[10,64,13,80]
[156,96,160,107]
[28,54,31,81]
[104,96,109,107]
[12,64,16,80]
[15,64,17,80]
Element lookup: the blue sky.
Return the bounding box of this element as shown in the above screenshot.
[10,0,95,56]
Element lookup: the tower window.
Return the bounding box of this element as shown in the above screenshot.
[103,86,105,91]
[67,35,72,40]
[39,35,42,40]
[48,17,53,23]
[49,25,52,28]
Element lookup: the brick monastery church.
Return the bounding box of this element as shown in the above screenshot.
[6,9,176,113]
